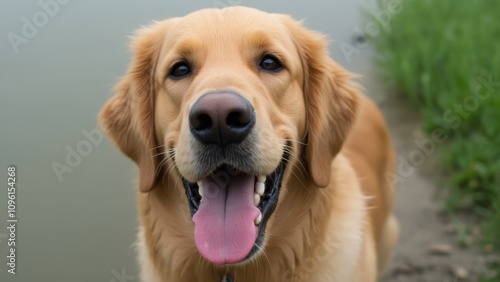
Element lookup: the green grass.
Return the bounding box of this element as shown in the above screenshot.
[367,0,500,279]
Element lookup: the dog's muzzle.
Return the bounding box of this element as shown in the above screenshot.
[180,91,289,266]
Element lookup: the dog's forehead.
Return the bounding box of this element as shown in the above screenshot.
[167,7,293,46]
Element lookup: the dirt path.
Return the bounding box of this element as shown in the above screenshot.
[359,64,492,282]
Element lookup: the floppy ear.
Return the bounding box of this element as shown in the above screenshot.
[99,21,170,192]
[282,17,360,188]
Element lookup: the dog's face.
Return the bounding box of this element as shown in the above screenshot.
[100,7,358,266]
[156,9,306,265]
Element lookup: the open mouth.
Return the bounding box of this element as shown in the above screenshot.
[181,149,289,265]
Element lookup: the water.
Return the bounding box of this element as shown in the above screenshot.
[0,1,376,281]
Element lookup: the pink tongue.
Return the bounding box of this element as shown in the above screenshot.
[192,171,259,265]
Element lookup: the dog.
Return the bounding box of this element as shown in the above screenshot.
[99,6,398,282]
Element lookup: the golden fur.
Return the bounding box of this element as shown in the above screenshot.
[99,7,398,282]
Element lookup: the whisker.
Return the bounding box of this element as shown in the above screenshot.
[253,243,271,268]
[155,157,169,178]
[287,162,310,192]
[282,145,308,176]
[163,156,178,183]
[147,144,167,153]
[269,137,308,146]
[155,147,177,179]
[152,151,168,158]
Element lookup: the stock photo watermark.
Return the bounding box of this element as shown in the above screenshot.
[7,0,72,54]
[385,72,500,185]
[281,235,338,281]
[340,0,405,63]
[212,0,243,8]
[6,166,18,275]
[109,267,136,282]
[175,165,244,222]
[51,126,103,182]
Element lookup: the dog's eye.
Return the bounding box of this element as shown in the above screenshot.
[169,61,191,79]
[259,55,282,72]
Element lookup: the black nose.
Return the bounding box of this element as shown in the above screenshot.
[189,91,255,147]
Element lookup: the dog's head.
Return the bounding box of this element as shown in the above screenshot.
[100,7,358,266]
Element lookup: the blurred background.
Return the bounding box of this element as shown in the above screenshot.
[0,1,498,281]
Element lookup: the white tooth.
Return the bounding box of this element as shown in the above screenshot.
[256,182,265,196]
[197,181,203,197]
[255,213,262,225]
[257,175,266,183]
[254,193,260,206]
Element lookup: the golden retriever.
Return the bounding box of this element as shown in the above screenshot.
[99,6,398,282]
